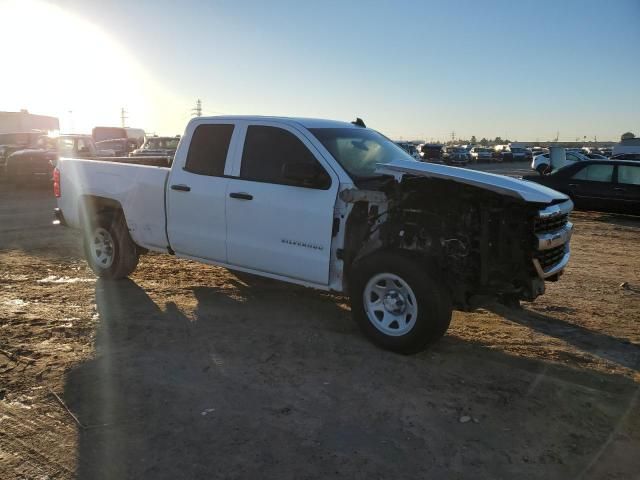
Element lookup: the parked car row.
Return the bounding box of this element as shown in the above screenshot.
[412,144,526,166]
[1,128,179,185]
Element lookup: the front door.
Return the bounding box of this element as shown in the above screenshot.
[225,123,338,285]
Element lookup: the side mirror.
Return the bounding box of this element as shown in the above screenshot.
[282,162,330,189]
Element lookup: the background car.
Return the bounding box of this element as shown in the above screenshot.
[395,141,421,160]
[3,134,101,185]
[95,138,139,157]
[531,149,590,174]
[509,146,528,161]
[442,146,471,165]
[611,153,640,161]
[523,159,640,215]
[130,136,180,159]
[469,147,493,163]
[419,143,444,162]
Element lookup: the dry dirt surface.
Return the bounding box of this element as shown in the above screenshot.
[1,185,639,480]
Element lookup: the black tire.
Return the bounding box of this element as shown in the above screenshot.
[535,164,550,175]
[83,212,139,279]
[350,252,452,354]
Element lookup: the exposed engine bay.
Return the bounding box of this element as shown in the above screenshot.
[340,174,569,309]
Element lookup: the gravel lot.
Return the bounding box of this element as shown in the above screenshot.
[1,164,639,479]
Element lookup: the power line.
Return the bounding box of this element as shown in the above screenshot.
[192,99,202,117]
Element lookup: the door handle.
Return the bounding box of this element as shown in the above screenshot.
[171,184,191,192]
[229,192,253,200]
[568,184,578,188]
[614,187,626,192]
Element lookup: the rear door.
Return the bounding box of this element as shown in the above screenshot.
[566,163,616,210]
[614,164,640,214]
[166,121,238,262]
[225,122,339,285]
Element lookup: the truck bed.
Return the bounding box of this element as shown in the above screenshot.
[56,157,170,251]
[92,156,171,167]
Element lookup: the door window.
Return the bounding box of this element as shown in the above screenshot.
[184,124,234,176]
[618,166,640,185]
[571,164,614,182]
[240,126,330,189]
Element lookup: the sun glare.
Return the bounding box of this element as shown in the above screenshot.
[0,0,185,134]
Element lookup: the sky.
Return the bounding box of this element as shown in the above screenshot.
[0,0,638,141]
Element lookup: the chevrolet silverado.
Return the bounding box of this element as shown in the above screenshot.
[54,116,574,353]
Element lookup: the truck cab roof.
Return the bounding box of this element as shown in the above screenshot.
[194,115,360,130]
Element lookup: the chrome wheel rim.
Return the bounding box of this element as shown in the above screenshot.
[363,273,418,336]
[90,227,115,268]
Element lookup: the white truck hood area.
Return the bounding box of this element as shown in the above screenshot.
[375,159,568,204]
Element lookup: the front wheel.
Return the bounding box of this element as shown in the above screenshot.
[350,253,452,354]
[83,213,139,279]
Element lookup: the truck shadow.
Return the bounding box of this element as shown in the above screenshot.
[64,279,639,479]
[489,303,640,372]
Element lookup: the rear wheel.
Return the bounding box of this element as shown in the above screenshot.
[83,213,139,279]
[350,253,452,354]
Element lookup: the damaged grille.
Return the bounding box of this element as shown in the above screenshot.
[535,244,566,270]
[532,201,573,279]
[534,212,569,234]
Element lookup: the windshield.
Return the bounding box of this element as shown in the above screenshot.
[310,128,414,179]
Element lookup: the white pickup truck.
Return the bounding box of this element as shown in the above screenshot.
[54,116,574,353]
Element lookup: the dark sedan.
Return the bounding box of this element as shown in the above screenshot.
[523,160,640,215]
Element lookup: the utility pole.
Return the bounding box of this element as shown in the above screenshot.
[192,99,202,117]
[450,131,455,145]
[120,107,128,128]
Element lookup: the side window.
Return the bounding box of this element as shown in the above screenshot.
[571,164,613,182]
[240,126,331,189]
[184,124,234,176]
[618,166,640,185]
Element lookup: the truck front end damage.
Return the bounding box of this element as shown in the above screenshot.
[341,161,573,308]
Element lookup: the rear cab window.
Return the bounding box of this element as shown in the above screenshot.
[184,124,235,176]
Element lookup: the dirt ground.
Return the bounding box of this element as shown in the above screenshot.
[1,180,639,479]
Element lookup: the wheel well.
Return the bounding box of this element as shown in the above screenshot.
[347,248,442,292]
[79,195,148,254]
[79,195,124,226]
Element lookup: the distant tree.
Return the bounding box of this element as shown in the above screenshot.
[480,137,489,146]
[621,131,635,140]
[504,139,511,144]
[494,137,503,144]
[470,135,477,144]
